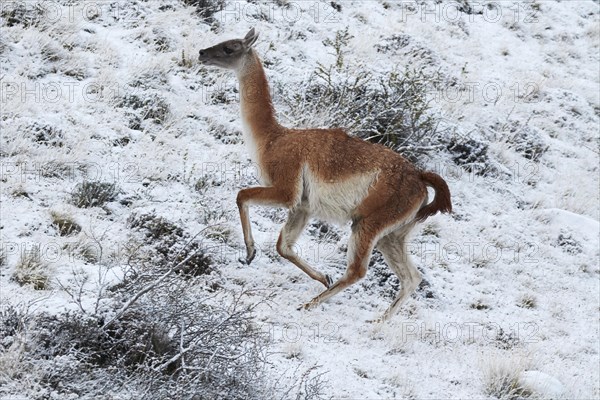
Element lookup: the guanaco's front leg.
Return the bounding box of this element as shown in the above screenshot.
[236,187,295,265]
[237,193,256,264]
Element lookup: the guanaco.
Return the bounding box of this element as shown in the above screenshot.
[198,28,452,321]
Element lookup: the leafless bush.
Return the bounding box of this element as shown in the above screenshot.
[268,363,331,400]
[1,287,269,399]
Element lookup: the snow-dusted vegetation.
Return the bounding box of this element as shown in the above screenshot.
[1,1,598,398]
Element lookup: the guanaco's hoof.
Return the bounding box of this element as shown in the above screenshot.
[246,248,256,265]
[247,249,256,264]
[238,248,256,265]
[300,300,318,311]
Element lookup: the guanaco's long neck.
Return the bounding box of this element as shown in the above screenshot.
[237,50,281,144]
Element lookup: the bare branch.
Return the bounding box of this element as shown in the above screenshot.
[102,245,205,330]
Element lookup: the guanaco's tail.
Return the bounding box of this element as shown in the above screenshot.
[415,171,452,222]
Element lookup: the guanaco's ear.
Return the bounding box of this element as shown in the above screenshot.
[243,28,259,49]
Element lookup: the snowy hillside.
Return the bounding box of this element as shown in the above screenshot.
[1,1,598,399]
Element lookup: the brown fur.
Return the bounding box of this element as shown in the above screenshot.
[415,171,453,222]
[199,30,452,320]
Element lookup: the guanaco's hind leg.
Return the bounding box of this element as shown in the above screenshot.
[302,220,379,310]
[237,186,296,264]
[277,207,332,288]
[376,226,422,322]
[301,176,424,311]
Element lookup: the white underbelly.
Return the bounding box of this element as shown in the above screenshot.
[303,167,378,224]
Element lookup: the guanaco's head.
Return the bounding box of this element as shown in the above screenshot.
[198,28,259,71]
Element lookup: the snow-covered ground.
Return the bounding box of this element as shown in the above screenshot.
[1,1,598,398]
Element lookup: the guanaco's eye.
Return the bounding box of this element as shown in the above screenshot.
[223,46,234,55]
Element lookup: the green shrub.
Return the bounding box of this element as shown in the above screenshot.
[496,120,548,162]
[127,213,212,278]
[117,93,170,128]
[278,66,441,160]
[517,294,537,309]
[182,0,225,22]
[70,181,118,208]
[446,137,490,173]
[0,1,45,28]
[557,231,582,254]
[25,122,64,147]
